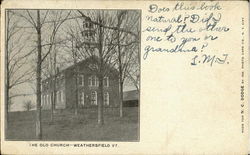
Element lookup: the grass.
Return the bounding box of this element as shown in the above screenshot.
[6,107,139,141]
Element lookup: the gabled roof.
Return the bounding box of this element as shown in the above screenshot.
[63,55,98,71]
[42,56,119,82]
[64,55,118,74]
[61,56,119,76]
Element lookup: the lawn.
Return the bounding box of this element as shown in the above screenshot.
[6,107,139,141]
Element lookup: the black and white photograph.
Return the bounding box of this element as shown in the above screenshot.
[5,9,140,141]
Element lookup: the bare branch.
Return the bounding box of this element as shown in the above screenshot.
[26,10,37,29]
[41,11,72,62]
[77,10,139,38]
[10,93,34,99]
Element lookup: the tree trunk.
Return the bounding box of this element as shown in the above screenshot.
[119,80,123,117]
[74,68,78,115]
[97,17,104,125]
[5,10,10,132]
[50,91,55,122]
[71,36,78,115]
[51,46,57,122]
[53,47,57,112]
[5,81,9,131]
[98,75,104,125]
[117,15,123,118]
[52,77,56,120]
[36,10,42,140]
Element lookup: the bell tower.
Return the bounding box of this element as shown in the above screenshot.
[81,17,96,45]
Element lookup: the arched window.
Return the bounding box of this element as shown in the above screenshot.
[44,95,46,107]
[79,74,84,86]
[104,92,109,106]
[91,91,97,105]
[61,90,64,102]
[47,94,50,109]
[41,95,44,107]
[44,95,47,108]
[57,91,61,103]
[92,76,96,86]
[96,76,99,86]
[103,76,109,87]
[88,76,92,86]
[49,94,52,108]
[79,91,84,106]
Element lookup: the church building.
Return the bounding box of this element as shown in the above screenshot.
[41,16,120,110]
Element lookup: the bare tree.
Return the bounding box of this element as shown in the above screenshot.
[73,10,120,125]
[115,10,140,117]
[61,24,80,116]
[5,10,35,130]
[23,100,35,111]
[12,9,71,139]
[126,66,140,91]
[42,10,72,122]
[62,10,140,123]
[72,10,140,123]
